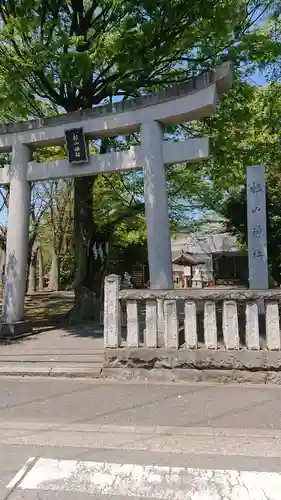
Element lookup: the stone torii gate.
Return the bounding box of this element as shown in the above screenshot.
[0,62,232,333]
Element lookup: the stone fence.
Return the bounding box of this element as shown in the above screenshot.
[104,274,281,351]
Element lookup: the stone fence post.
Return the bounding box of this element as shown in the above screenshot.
[104,274,121,347]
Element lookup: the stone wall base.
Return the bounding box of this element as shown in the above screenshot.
[105,347,281,370]
[0,320,33,340]
[104,348,281,384]
[102,367,281,384]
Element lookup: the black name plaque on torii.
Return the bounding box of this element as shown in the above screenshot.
[65,127,88,164]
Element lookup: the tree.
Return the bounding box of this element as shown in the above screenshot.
[0,0,275,319]
[27,241,45,293]
[221,173,281,285]
[183,76,281,206]
[38,180,74,291]
[0,1,271,109]
[194,80,281,284]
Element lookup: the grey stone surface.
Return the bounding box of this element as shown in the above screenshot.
[104,347,281,370]
[0,63,232,136]
[184,300,197,347]
[141,119,173,289]
[145,300,157,348]
[50,365,102,378]
[102,367,270,384]
[119,288,281,301]
[156,298,165,347]
[247,165,268,289]
[223,300,239,349]
[104,274,121,348]
[164,300,178,348]
[3,142,31,323]
[126,300,139,347]
[0,364,103,378]
[0,320,33,339]
[114,294,281,352]
[266,372,281,384]
[204,301,217,349]
[246,301,260,349]
[266,301,281,350]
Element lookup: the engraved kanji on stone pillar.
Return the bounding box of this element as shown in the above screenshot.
[104,274,121,347]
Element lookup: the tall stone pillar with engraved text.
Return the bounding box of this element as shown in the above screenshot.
[246,165,268,289]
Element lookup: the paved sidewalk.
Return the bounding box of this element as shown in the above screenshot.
[0,324,104,377]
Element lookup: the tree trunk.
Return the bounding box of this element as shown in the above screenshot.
[26,236,37,294]
[0,247,5,286]
[48,251,60,291]
[27,249,37,293]
[68,140,111,324]
[38,247,44,290]
[68,176,98,323]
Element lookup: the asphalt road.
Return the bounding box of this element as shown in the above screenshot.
[0,378,281,499]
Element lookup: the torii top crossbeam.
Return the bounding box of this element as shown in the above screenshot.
[0,61,232,150]
[0,62,232,183]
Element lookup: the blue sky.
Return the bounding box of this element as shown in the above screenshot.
[248,70,268,86]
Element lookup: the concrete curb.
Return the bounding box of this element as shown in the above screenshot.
[0,363,103,378]
[2,363,281,384]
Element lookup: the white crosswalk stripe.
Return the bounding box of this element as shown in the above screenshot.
[7,456,281,499]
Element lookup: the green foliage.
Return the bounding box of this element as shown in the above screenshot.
[221,172,281,285]
[0,0,280,288]
[0,0,272,112]
[37,180,74,288]
[183,79,281,210]
[92,132,215,250]
[201,79,281,284]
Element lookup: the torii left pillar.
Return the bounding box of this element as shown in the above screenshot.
[1,141,33,335]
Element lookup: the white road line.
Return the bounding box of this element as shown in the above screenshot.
[6,456,37,489]
[8,457,281,499]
